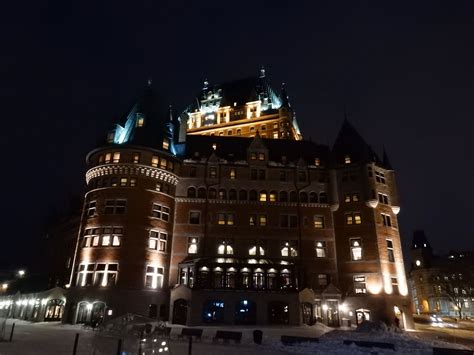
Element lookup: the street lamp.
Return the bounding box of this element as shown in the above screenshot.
[17,270,25,277]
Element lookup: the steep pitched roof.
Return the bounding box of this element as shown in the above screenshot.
[332,118,384,167]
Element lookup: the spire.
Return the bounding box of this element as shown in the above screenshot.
[280,82,291,108]
[382,146,393,170]
[259,66,266,78]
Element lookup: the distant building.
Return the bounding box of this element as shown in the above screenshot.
[409,230,474,317]
[64,69,413,328]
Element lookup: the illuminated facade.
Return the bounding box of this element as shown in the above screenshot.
[64,73,413,328]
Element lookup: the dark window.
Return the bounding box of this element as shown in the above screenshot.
[190,166,197,177]
[279,170,286,181]
[197,187,206,198]
[229,189,237,200]
[208,188,217,199]
[249,190,258,201]
[279,191,288,202]
[309,192,318,203]
[319,192,328,203]
[189,211,201,224]
[187,187,196,198]
[239,190,247,201]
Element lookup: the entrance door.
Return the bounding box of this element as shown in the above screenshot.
[301,303,314,325]
[173,299,187,325]
[326,301,339,327]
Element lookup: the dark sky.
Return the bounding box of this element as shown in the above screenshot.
[1,1,472,269]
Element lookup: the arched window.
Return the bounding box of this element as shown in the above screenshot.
[299,192,308,203]
[319,192,328,203]
[218,189,227,200]
[239,190,247,201]
[309,192,318,203]
[259,191,267,202]
[279,191,288,202]
[208,188,217,199]
[269,191,277,202]
[289,191,297,202]
[249,190,258,201]
[187,187,196,198]
[198,187,206,198]
[229,189,237,200]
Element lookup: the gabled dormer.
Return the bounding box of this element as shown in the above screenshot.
[247,132,268,164]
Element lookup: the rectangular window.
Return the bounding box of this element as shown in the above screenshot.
[217,213,234,225]
[315,241,327,258]
[258,153,265,161]
[314,216,325,229]
[314,158,321,166]
[217,240,233,255]
[350,238,362,261]
[209,167,217,178]
[189,211,201,224]
[133,152,140,164]
[162,138,169,150]
[391,277,399,294]
[86,201,96,217]
[375,171,386,184]
[280,215,298,228]
[145,266,164,289]
[346,212,362,225]
[105,153,112,163]
[387,239,395,262]
[269,192,277,202]
[111,177,118,187]
[354,275,367,294]
[152,203,170,221]
[249,214,256,226]
[112,152,120,163]
[160,158,167,170]
[317,274,328,287]
[130,178,137,187]
[378,192,389,204]
[189,166,197,177]
[250,169,258,180]
[187,237,198,254]
[382,213,392,227]
[217,213,226,225]
[149,231,167,252]
[298,171,306,182]
[104,199,127,214]
[229,168,236,179]
[259,215,267,227]
[258,169,266,180]
[279,170,286,181]
[281,241,298,257]
[354,212,362,224]
[151,156,159,168]
[120,178,128,187]
[259,192,267,202]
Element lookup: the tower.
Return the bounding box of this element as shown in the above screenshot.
[65,82,180,323]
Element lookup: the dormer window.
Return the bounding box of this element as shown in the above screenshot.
[250,153,257,160]
[314,158,321,166]
[345,155,351,164]
[107,131,115,143]
[258,153,265,161]
[136,116,145,127]
[162,138,169,150]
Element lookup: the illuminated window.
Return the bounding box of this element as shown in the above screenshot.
[149,231,167,252]
[217,213,234,225]
[259,192,267,202]
[209,167,217,178]
[315,241,327,258]
[353,275,366,294]
[354,212,362,224]
[217,213,226,225]
[314,158,321,166]
[249,246,265,256]
[350,238,362,261]
[345,212,362,225]
[237,129,241,135]
[152,203,170,221]
[76,263,94,286]
[344,193,359,202]
[130,178,137,187]
[162,138,169,150]
[93,263,118,287]
[218,189,226,200]
[229,168,236,179]
[159,158,167,170]
[317,274,328,287]
[259,215,267,226]
[187,237,198,254]
[85,201,96,217]
[381,213,392,227]
[104,153,112,163]
[378,193,389,204]
[258,153,265,161]
[151,155,159,167]
[269,192,277,202]
[98,155,104,163]
[344,155,351,164]
[104,199,127,214]
[273,132,279,139]
[113,152,120,163]
[314,216,324,229]
[352,193,359,202]
[387,239,395,262]
[344,193,351,203]
[217,241,233,255]
[281,241,298,257]
[145,266,164,289]
[189,211,201,224]
[120,178,127,187]
[250,152,257,160]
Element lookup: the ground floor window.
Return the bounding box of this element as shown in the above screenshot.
[355,308,371,325]
[235,300,256,325]
[76,301,106,326]
[268,301,289,325]
[45,299,64,321]
[202,300,225,323]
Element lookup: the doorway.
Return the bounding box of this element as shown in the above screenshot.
[172,299,188,325]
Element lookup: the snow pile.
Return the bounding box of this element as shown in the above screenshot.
[270,322,471,354]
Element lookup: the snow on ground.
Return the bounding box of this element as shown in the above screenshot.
[0,319,471,355]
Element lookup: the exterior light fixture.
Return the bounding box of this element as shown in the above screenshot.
[18,270,25,277]
[322,304,328,311]
[415,260,421,266]
[1,283,7,290]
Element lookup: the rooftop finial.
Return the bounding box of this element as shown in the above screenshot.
[260,66,266,78]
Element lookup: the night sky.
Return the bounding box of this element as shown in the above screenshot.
[1,1,472,269]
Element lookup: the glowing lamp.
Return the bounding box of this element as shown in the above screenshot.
[322,304,328,311]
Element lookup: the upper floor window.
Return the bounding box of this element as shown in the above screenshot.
[113,152,120,163]
[269,191,277,202]
[314,216,325,229]
[189,211,201,224]
[250,152,257,160]
[104,199,126,214]
[104,153,112,164]
[314,157,321,166]
[217,240,233,255]
[132,152,140,164]
[188,237,199,254]
[152,203,170,221]
[94,263,118,287]
[350,238,362,261]
[258,153,265,161]
[391,277,399,294]
[281,241,298,257]
[354,275,366,293]
[344,155,351,164]
[378,193,389,204]
[187,187,196,198]
[189,166,197,177]
[217,213,235,226]
[279,170,286,181]
[298,171,306,182]
[136,116,145,127]
[344,193,359,203]
[345,212,362,225]
[375,171,386,184]
[85,201,96,217]
[315,241,327,258]
[280,215,298,228]
[229,168,236,179]
[387,239,395,262]
[249,245,265,256]
[209,167,217,178]
[149,231,167,252]
[259,191,267,202]
[151,155,159,168]
[162,138,169,150]
[381,213,392,227]
[145,266,164,289]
